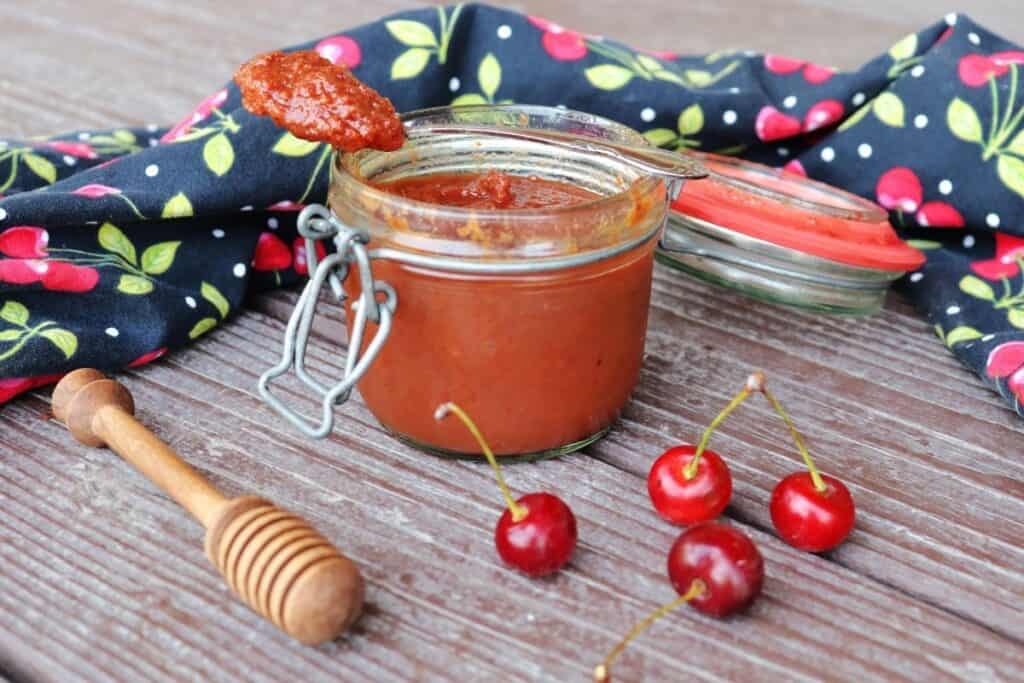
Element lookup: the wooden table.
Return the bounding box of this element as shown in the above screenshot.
[2,2,1023,681]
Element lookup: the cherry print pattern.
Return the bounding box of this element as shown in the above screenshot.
[0,6,1020,416]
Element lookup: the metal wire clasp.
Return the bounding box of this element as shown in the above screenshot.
[258,205,397,438]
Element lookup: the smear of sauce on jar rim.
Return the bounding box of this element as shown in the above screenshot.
[234,50,404,152]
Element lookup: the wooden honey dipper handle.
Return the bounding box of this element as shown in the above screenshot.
[51,369,364,645]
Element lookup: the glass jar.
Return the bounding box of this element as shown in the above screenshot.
[261,105,683,459]
[660,153,925,315]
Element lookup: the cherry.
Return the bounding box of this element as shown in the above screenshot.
[802,63,835,84]
[648,447,731,526]
[770,473,855,552]
[875,167,923,213]
[314,35,363,69]
[647,373,770,525]
[253,232,292,271]
[0,259,47,284]
[128,347,168,368]
[41,261,100,293]
[594,522,764,681]
[764,54,805,75]
[803,99,844,132]
[0,226,49,258]
[293,237,328,276]
[916,201,965,228]
[45,141,97,159]
[72,184,121,199]
[986,342,1024,403]
[435,402,577,577]
[754,375,856,552]
[958,54,1008,87]
[782,159,807,177]
[541,30,588,62]
[970,233,1024,280]
[755,106,801,142]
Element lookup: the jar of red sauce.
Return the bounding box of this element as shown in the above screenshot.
[260,105,696,458]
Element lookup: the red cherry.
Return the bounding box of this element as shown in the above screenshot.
[876,167,923,213]
[293,237,328,276]
[803,99,844,132]
[594,521,763,681]
[161,88,229,143]
[0,226,49,258]
[958,54,1008,87]
[992,51,1024,67]
[971,233,1024,280]
[755,106,801,142]
[782,159,807,177]
[1008,367,1024,404]
[315,35,362,68]
[0,258,47,284]
[802,63,835,84]
[495,492,577,577]
[916,201,965,228]
[987,341,1024,378]
[45,141,97,160]
[41,262,100,292]
[770,472,855,552]
[648,446,732,525]
[541,30,588,61]
[667,522,764,617]
[72,184,121,199]
[128,347,168,368]
[253,232,292,271]
[435,403,577,577]
[764,54,805,74]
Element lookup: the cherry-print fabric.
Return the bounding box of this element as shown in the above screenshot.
[1,4,1024,416]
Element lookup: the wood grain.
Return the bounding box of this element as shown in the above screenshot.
[2,1,1023,682]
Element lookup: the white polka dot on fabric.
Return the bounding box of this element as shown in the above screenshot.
[852,92,866,106]
[640,107,656,122]
[78,132,91,141]
[63,155,76,166]
[946,305,961,315]
[909,272,924,283]
[914,114,929,129]
[939,179,953,195]
[267,217,279,230]
[185,296,197,308]
[145,164,159,177]
[857,143,873,159]
[0,208,7,222]
[728,87,741,94]
[963,234,976,248]
[240,205,253,212]
[783,95,797,109]
[105,327,119,338]
[820,147,836,162]
[945,12,958,26]
[987,213,1001,228]
[448,77,461,92]
[722,110,738,125]
[233,263,247,278]
[212,228,225,238]
[146,124,159,133]
[496,24,512,39]
[982,333,996,342]
[911,65,926,78]
[149,139,159,147]
[777,147,789,157]
[968,32,980,45]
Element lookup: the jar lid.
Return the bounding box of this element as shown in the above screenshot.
[670,153,925,273]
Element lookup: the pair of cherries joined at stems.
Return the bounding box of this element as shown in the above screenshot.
[435,371,855,683]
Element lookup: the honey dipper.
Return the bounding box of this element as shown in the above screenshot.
[51,368,364,645]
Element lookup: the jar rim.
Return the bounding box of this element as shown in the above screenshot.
[327,104,669,265]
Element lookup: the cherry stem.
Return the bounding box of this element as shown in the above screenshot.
[593,580,706,682]
[683,385,753,480]
[759,386,828,493]
[434,402,528,522]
